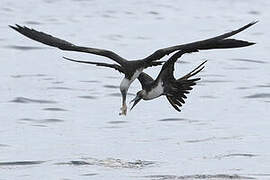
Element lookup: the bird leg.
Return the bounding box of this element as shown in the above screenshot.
[119,78,130,116]
[119,96,127,115]
[119,102,127,116]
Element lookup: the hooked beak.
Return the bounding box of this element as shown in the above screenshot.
[130,95,142,111]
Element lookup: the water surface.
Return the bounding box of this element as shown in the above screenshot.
[1,0,270,179]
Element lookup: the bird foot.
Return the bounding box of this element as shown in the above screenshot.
[119,105,127,116]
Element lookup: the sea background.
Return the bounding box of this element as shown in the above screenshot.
[1,0,270,179]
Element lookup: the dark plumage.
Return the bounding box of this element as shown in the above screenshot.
[132,50,205,111]
[62,52,204,112]
[9,21,257,114]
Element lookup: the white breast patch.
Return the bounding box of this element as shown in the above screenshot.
[131,68,144,82]
[120,68,144,92]
[120,78,131,91]
[145,81,164,100]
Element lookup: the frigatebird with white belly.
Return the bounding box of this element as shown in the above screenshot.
[9,21,256,115]
[130,50,206,111]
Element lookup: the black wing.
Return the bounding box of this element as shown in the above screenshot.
[177,61,207,81]
[166,77,199,112]
[156,49,198,82]
[166,61,206,112]
[62,57,125,73]
[9,24,127,66]
[137,72,155,90]
[143,21,257,62]
[63,57,157,91]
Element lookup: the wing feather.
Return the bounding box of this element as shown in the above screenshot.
[9,24,126,65]
[62,57,125,73]
[144,21,257,62]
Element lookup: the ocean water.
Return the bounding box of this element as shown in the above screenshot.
[1,0,270,179]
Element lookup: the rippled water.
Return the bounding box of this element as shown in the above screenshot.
[1,0,270,179]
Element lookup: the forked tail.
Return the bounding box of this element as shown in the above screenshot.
[166,60,206,112]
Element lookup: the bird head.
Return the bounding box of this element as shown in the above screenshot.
[130,90,144,110]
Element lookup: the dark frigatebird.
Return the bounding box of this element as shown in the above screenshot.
[63,49,205,112]
[9,21,256,115]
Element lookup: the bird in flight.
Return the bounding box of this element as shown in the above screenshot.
[9,21,256,115]
[63,49,205,112]
[130,50,206,111]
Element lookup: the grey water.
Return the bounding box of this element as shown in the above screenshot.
[1,0,270,179]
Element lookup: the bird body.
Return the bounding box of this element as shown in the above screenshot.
[130,50,206,111]
[141,80,164,100]
[119,68,143,114]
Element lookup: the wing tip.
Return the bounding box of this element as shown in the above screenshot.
[62,56,79,63]
[9,24,25,32]
[247,41,256,46]
[9,24,17,30]
[236,40,256,47]
[166,96,182,112]
[250,20,259,26]
[243,20,258,30]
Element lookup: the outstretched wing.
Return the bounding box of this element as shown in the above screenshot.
[62,57,125,73]
[156,49,199,82]
[9,24,127,66]
[143,21,257,62]
[64,56,156,93]
[166,61,206,112]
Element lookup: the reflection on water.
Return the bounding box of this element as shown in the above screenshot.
[56,160,92,166]
[77,95,98,99]
[20,118,64,123]
[219,153,258,158]
[244,93,270,99]
[23,21,42,25]
[42,107,68,111]
[79,80,101,83]
[185,137,215,143]
[199,95,217,99]
[0,144,9,147]
[10,97,57,104]
[81,173,98,176]
[56,158,155,169]
[200,80,233,84]
[103,84,119,89]
[256,84,270,88]
[0,161,45,166]
[144,174,255,180]
[4,45,46,50]
[47,86,74,90]
[158,118,187,122]
[231,58,268,64]
[51,81,64,84]
[11,74,47,78]
[107,120,127,124]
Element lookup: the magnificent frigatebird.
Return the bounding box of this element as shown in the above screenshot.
[130,50,205,111]
[9,21,256,115]
[63,49,205,112]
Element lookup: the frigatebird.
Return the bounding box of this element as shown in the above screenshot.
[63,49,205,112]
[9,21,256,115]
[130,50,206,111]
